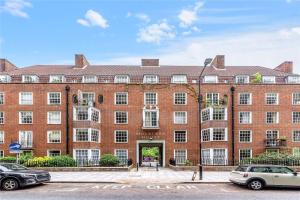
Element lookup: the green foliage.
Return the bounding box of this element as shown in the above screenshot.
[185,160,193,166]
[251,72,262,83]
[142,147,159,158]
[0,156,17,163]
[19,152,33,164]
[99,154,120,167]
[24,156,76,167]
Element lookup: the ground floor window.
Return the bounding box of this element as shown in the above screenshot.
[201,148,227,165]
[115,149,128,165]
[0,150,3,157]
[47,150,61,157]
[74,149,100,165]
[239,149,252,162]
[174,149,187,165]
[293,148,300,157]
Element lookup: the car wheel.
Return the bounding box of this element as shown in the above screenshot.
[248,180,264,190]
[2,179,19,191]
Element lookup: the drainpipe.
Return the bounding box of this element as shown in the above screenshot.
[65,85,70,155]
[230,86,235,165]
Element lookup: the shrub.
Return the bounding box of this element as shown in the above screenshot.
[99,154,119,167]
[0,156,17,163]
[185,160,193,166]
[19,152,33,164]
[24,156,76,167]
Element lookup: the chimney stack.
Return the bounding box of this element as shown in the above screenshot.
[211,55,225,69]
[141,59,159,67]
[74,54,90,69]
[0,59,17,72]
[274,61,293,74]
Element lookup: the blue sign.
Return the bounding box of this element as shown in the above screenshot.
[9,143,21,151]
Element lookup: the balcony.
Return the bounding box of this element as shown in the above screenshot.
[265,139,287,148]
[73,106,100,128]
[142,109,159,130]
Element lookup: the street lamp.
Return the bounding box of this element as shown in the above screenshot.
[198,58,212,180]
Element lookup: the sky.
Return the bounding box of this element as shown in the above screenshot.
[0,0,299,74]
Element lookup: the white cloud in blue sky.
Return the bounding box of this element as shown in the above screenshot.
[77,9,108,29]
[0,0,31,18]
[178,1,204,27]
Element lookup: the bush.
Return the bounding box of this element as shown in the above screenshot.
[19,153,33,164]
[0,156,17,163]
[24,156,76,167]
[100,154,119,167]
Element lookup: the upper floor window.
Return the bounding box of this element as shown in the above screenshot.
[174,93,187,105]
[47,130,61,143]
[266,112,279,124]
[144,92,157,105]
[0,112,4,124]
[49,75,65,83]
[204,75,218,83]
[235,75,249,84]
[115,92,128,105]
[73,128,100,143]
[0,131,4,144]
[206,93,219,106]
[143,75,159,84]
[174,130,187,143]
[287,76,300,84]
[201,107,227,122]
[19,92,33,105]
[293,93,300,105]
[174,111,187,124]
[239,112,252,124]
[114,75,130,83]
[262,76,276,84]
[114,130,128,143]
[143,110,159,128]
[0,75,11,83]
[239,130,252,143]
[239,149,252,161]
[293,112,300,123]
[0,92,4,105]
[292,130,300,142]
[48,92,61,105]
[171,75,187,84]
[47,111,61,124]
[19,111,33,124]
[115,111,128,124]
[82,75,98,83]
[81,92,95,103]
[265,93,279,105]
[22,75,39,83]
[239,93,252,105]
[19,131,33,148]
[212,128,227,141]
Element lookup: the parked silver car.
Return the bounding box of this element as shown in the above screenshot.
[229,165,300,190]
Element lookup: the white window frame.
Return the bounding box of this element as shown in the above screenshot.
[239,111,252,124]
[114,130,128,143]
[82,75,98,83]
[174,130,187,143]
[206,93,219,106]
[174,111,187,124]
[47,150,61,157]
[0,75,11,83]
[47,92,61,105]
[265,112,279,124]
[171,75,187,84]
[174,149,187,164]
[238,130,252,143]
[73,149,101,161]
[144,92,157,105]
[292,130,300,142]
[235,75,250,84]
[47,111,61,124]
[115,92,128,105]
[49,75,65,83]
[143,75,159,84]
[19,131,33,148]
[22,75,39,83]
[262,76,276,83]
[114,149,128,165]
[0,92,4,105]
[239,149,252,162]
[143,109,159,128]
[265,93,279,105]
[19,92,33,105]
[204,75,218,83]
[287,76,300,84]
[114,75,130,83]
[293,93,300,105]
[0,112,4,124]
[238,93,252,105]
[73,128,100,143]
[19,111,33,124]
[47,130,61,143]
[174,92,187,105]
[0,131,4,144]
[114,111,128,124]
[292,112,300,124]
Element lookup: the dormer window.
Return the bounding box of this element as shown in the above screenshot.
[287,76,300,84]
[114,75,130,83]
[143,75,159,84]
[235,75,249,84]
[172,75,187,84]
[0,75,11,83]
[204,75,218,83]
[49,75,65,83]
[262,76,276,84]
[83,75,98,83]
[22,75,39,83]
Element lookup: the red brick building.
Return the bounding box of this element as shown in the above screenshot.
[0,54,300,166]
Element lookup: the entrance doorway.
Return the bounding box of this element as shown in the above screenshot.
[136,140,165,167]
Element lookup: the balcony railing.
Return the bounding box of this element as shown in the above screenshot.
[142,120,159,129]
[265,139,287,148]
[73,106,100,123]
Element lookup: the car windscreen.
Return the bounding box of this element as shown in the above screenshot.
[235,166,248,172]
[0,164,28,171]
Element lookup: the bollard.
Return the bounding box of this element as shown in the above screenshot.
[199,165,203,180]
[156,163,159,171]
[137,162,139,171]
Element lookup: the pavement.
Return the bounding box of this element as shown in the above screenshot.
[49,167,230,183]
[2,183,300,200]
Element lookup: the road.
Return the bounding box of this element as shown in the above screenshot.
[0,183,299,200]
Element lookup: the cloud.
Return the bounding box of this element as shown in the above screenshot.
[77,9,108,29]
[0,0,32,18]
[137,21,175,44]
[178,1,204,27]
[103,26,300,74]
[279,27,300,38]
[135,13,150,23]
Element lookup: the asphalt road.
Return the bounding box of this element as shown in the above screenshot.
[1,183,299,200]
